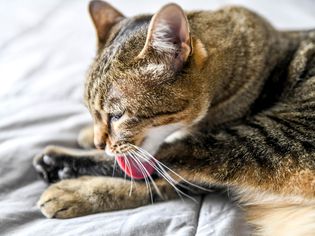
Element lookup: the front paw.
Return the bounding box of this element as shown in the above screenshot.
[38,179,92,218]
[33,146,77,183]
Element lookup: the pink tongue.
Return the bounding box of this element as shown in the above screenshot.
[116,155,155,179]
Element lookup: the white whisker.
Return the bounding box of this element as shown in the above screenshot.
[129,150,163,199]
[131,144,211,192]
[131,148,198,203]
[128,151,154,204]
[123,154,134,196]
[112,157,117,177]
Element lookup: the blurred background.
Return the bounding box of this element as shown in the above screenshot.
[0,1,314,235]
[1,0,315,100]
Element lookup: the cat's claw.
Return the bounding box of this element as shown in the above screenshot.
[33,147,77,183]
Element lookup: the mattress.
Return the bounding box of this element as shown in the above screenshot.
[1,0,315,235]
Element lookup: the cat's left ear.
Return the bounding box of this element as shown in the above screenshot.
[137,3,192,71]
[89,1,124,45]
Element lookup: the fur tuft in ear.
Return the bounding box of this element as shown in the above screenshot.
[89,0,124,45]
[137,3,192,71]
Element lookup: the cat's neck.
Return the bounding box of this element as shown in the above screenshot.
[187,8,294,128]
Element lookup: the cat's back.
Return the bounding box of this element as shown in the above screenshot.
[187,6,276,48]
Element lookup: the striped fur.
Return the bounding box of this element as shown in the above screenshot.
[34,2,315,234]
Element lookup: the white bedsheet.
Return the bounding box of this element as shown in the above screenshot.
[0,1,314,235]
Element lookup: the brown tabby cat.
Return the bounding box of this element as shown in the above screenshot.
[33,1,315,235]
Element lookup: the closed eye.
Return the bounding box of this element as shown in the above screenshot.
[136,109,183,120]
[109,112,124,122]
[136,100,189,120]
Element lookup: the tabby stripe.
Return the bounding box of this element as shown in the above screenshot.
[87,59,102,101]
[91,77,103,107]
[224,127,274,166]
[247,120,291,155]
[294,100,315,110]
[86,74,93,100]
[268,115,315,152]
[87,72,99,102]
[284,115,315,131]
[92,63,105,102]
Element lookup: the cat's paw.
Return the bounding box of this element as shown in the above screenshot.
[33,146,77,183]
[38,178,93,218]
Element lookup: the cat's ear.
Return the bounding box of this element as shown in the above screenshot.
[89,0,124,44]
[137,3,192,71]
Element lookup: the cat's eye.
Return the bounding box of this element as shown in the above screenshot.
[109,112,124,122]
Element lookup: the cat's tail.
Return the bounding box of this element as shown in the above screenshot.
[234,188,315,236]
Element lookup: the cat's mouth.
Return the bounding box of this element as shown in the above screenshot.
[116,154,156,180]
[114,123,184,179]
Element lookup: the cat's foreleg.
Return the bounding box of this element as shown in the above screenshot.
[33,145,124,183]
[155,125,315,200]
[37,176,178,218]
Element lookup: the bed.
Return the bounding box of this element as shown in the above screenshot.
[1,0,315,235]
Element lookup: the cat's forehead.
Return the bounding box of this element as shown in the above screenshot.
[102,16,150,60]
[85,14,176,110]
[93,19,151,78]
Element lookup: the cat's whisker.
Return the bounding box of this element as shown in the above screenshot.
[131,149,182,200]
[112,157,117,177]
[126,150,153,203]
[132,145,189,186]
[123,154,134,196]
[131,147,210,202]
[128,152,155,203]
[129,150,163,199]
[131,144,211,192]
[122,156,127,182]
[133,149,198,202]
[155,159,210,192]
[130,147,198,202]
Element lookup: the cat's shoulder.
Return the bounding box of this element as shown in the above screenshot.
[187,5,270,28]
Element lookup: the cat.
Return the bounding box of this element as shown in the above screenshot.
[33,1,315,235]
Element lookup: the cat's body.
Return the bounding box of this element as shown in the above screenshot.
[33,1,315,235]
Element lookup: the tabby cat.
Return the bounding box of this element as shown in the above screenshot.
[33,1,315,235]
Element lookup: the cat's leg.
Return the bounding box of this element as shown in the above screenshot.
[157,129,315,200]
[77,125,94,149]
[153,121,315,235]
[37,176,178,218]
[155,109,315,200]
[33,145,125,183]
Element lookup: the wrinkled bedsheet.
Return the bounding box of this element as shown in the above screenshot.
[1,1,315,235]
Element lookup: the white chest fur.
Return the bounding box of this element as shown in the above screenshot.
[141,123,188,156]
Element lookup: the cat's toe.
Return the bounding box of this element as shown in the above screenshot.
[33,153,56,183]
[38,180,91,218]
[33,147,76,183]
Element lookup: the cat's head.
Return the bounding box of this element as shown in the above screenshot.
[84,1,209,157]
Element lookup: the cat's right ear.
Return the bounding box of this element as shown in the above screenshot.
[137,3,192,71]
[89,0,124,45]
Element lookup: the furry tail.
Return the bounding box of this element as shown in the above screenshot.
[246,203,315,236]
[235,188,315,236]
